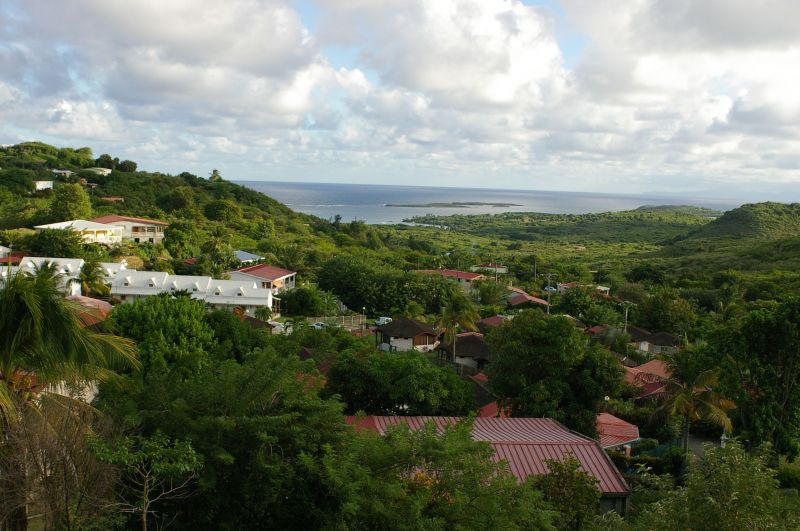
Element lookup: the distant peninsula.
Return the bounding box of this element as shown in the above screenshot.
[386,201,523,208]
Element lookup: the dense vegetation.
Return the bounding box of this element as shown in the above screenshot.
[2,142,800,529]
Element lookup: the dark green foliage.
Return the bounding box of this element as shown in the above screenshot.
[318,254,457,314]
[117,160,137,172]
[110,294,215,379]
[281,285,338,316]
[487,311,623,435]
[325,350,474,415]
[205,309,270,361]
[49,183,92,221]
[101,349,351,530]
[331,420,556,530]
[30,228,84,258]
[204,199,242,223]
[0,168,35,195]
[532,457,600,530]
[631,442,799,530]
[716,298,800,458]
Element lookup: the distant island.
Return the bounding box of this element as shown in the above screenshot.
[386,201,523,208]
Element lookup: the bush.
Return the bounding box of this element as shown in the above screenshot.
[778,465,800,490]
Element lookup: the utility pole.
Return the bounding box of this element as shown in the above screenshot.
[538,272,554,315]
[620,301,636,333]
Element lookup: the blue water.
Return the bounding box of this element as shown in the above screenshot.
[237,181,740,225]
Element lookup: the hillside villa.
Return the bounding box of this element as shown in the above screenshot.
[34,219,123,244]
[227,263,296,294]
[91,215,168,243]
[413,268,486,292]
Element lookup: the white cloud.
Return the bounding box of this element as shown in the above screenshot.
[0,0,798,197]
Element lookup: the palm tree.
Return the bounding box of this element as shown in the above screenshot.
[1,263,139,529]
[437,292,480,363]
[654,350,735,455]
[78,258,110,297]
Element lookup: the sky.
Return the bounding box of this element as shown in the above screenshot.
[1,0,799,200]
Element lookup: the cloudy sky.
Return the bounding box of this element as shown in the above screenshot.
[1,0,799,199]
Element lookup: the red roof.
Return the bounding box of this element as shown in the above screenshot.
[233,263,295,281]
[596,413,640,448]
[346,416,629,496]
[91,215,168,226]
[507,287,549,307]
[413,269,485,281]
[66,295,112,328]
[0,251,25,265]
[624,360,670,399]
[587,325,608,335]
[476,315,508,328]
[470,372,489,384]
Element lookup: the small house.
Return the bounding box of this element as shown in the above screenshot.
[376,317,439,352]
[413,269,486,293]
[440,332,491,369]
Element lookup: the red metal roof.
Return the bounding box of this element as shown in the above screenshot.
[413,269,485,281]
[233,263,296,281]
[476,315,508,328]
[0,251,25,265]
[66,295,112,328]
[346,416,629,496]
[596,413,640,448]
[91,215,168,226]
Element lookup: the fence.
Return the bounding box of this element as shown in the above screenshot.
[304,314,367,329]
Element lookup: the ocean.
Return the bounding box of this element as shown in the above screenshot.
[236,181,740,225]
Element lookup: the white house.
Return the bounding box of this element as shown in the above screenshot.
[205,280,272,317]
[51,169,74,178]
[227,263,296,294]
[34,220,123,245]
[91,215,168,243]
[17,256,84,296]
[85,167,112,176]
[234,250,263,264]
[110,271,170,302]
[376,318,439,353]
[34,180,54,191]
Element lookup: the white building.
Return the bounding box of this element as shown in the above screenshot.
[91,215,168,243]
[16,256,84,296]
[34,180,54,191]
[108,270,273,316]
[51,169,74,178]
[85,167,112,176]
[100,260,131,277]
[205,280,272,316]
[227,263,296,294]
[34,220,123,245]
[0,245,9,258]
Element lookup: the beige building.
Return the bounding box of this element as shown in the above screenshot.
[91,215,168,243]
[34,219,123,244]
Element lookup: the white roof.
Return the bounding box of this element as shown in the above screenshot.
[19,256,85,276]
[34,219,121,231]
[111,270,169,291]
[167,275,212,293]
[100,261,130,276]
[205,279,271,305]
[0,244,10,254]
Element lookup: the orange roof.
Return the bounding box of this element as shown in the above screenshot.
[233,263,296,281]
[413,269,485,281]
[91,215,168,226]
[596,412,640,448]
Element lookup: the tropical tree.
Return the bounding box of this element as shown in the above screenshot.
[653,349,735,455]
[0,264,138,529]
[49,183,92,221]
[79,258,110,297]
[437,292,480,362]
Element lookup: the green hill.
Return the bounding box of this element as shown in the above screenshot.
[674,202,800,242]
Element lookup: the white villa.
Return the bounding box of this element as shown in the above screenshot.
[34,180,54,191]
[227,263,296,294]
[34,220,123,245]
[91,215,168,243]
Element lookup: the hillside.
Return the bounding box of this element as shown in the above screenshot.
[407,205,720,244]
[672,202,800,242]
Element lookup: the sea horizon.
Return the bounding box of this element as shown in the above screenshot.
[237,180,742,225]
